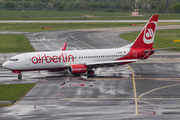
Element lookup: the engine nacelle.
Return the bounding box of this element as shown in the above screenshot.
[68,64,87,74]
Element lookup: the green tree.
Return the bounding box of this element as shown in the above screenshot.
[168,4,173,13]
[154,0,159,9]
[57,4,64,11]
[102,2,108,9]
[122,3,134,11]
[173,3,180,13]
[141,2,151,11]
[109,3,115,9]
[94,1,100,9]
[121,0,127,5]
[40,0,49,2]
[23,2,30,8]
[34,2,43,9]
[53,1,59,8]
[18,5,23,9]
[115,1,121,9]
[5,1,16,9]
[150,1,156,9]
[173,0,176,4]
[65,2,73,10]
[47,2,53,10]
[158,5,167,13]
[30,2,34,9]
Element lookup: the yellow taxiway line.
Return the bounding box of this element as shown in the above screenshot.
[70,34,97,49]
[67,34,180,117]
[139,83,180,98]
[126,64,138,115]
[65,35,139,119]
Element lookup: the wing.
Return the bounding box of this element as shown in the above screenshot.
[86,59,138,69]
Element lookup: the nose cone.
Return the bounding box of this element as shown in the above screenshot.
[2,61,10,69]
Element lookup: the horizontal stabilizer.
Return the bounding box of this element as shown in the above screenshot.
[144,47,178,52]
[153,47,178,51]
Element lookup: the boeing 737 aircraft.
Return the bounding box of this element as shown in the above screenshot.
[3,15,159,79]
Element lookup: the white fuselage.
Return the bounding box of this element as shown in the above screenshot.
[3,47,130,71]
[3,15,159,73]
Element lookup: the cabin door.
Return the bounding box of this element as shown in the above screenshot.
[24,55,30,65]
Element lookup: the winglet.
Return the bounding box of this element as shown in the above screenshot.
[61,41,67,51]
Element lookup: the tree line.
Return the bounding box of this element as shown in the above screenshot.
[1,0,180,13]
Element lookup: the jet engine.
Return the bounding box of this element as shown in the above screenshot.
[68,64,87,74]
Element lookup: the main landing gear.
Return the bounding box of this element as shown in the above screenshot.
[87,69,94,78]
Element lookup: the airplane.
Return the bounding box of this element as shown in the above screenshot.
[3,15,159,79]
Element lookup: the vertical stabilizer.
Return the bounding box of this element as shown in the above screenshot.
[131,15,159,49]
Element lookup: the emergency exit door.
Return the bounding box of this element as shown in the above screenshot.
[24,55,30,65]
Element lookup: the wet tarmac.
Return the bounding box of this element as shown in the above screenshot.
[0,27,180,119]
[0,63,180,120]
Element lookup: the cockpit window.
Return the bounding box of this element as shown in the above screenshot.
[9,59,18,61]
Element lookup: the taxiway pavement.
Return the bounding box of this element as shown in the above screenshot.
[0,26,180,120]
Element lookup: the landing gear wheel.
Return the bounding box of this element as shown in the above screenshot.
[74,74,81,76]
[87,70,94,78]
[18,73,22,80]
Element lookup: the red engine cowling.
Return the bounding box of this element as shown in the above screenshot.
[68,64,87,74]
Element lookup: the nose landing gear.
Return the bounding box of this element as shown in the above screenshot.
[18,73,22,80]
[12,71,22,80]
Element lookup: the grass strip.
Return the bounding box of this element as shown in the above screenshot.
[0,83,35,101]
[120,29,180,51]
[0,22,145,32]
[0,103,13,107]
[0,10,180,20]
[1,23,180,53]
[0,34,35,53]
[0,22,180,32]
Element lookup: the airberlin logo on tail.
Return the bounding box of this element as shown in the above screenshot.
[146,29,154,38]
[143,21,156,44]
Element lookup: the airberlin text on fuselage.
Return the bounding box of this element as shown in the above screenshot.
[31,53,74,64]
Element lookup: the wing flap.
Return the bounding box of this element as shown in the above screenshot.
[86,59,138,68]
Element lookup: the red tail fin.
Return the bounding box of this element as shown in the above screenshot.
[131,15,159,49]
